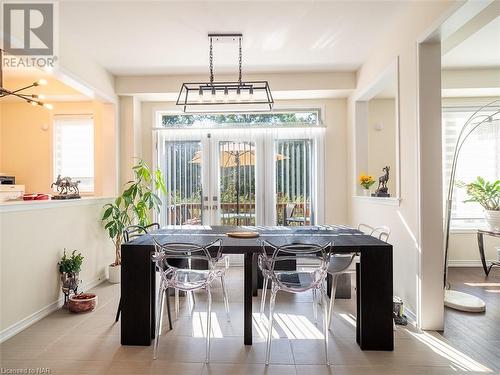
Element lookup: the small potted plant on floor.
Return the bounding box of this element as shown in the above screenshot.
[359,174,375,196]
[460,177,500,231]
[101,159,166,283]
[58,250,84,306]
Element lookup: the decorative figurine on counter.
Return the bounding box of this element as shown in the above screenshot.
[372,166,391,197]
[51,175,81,199]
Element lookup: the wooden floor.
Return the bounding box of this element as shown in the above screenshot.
[441,267,500,372]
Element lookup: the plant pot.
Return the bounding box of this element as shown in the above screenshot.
[108,264,121,283]
[68,293,97,313]
[485,210,500,232]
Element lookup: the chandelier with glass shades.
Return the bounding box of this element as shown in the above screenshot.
[176,34,273,112]
[0,49,53,110]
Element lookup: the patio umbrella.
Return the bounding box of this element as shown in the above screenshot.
[190,143,286,167]
[190,143,287,223]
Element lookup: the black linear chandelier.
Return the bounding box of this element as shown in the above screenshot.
[177,34,273,113]
[0,49,52,109]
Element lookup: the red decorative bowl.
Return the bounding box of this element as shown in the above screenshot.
[68,293,98,313]
[23,194,50,200]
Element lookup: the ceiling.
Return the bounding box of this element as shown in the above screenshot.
[2,74,90,102]
[59,1,412,76]
[442,16,500,69]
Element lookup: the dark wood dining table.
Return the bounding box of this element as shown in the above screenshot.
[120,225,394,351]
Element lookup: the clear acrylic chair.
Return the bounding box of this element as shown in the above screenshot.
[152,237,227,363]
[261,240,332,366]
[326,253,356,331]
[327,224,391,331]
[257,250,271,318]
[371,226,391,242]
[357,223,391,241]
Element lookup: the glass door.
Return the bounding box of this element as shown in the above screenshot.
[157,132,208,226]
[156,126,323,228]
[210,133,260,226]
[275,139,313,226]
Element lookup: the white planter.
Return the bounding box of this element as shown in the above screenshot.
[485,210,500,232]
[108,264,121,283]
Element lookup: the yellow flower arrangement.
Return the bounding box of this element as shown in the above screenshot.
[359,174,375,190]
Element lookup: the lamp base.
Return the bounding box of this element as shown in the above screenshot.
[444,290,485,312]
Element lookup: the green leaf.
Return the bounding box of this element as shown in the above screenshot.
[102,207,113,220]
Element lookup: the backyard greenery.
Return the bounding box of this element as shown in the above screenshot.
[162,112,319,127]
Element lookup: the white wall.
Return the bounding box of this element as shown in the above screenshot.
[115,72,356,98]
[0,199,114,341]
[449,230,500,266]
[367,99,397,194]
[347,1,460,329]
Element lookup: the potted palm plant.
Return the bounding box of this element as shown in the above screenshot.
[102,159,166,283]
[461,177,500,231]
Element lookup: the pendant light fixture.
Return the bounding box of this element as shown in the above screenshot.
[177,34,273,112]
[0,49,53,109]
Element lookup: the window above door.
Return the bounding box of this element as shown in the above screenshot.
[157,110,321,129]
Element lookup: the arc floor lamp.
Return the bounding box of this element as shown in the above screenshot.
[443,99,500,312]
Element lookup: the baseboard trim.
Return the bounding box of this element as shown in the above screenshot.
[404,306,417,326]
[0,273,106,343]
[448,260,490,267]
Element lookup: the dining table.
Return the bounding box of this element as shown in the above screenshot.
[120,225,394,351]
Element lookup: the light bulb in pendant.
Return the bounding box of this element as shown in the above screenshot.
[216,87,224,102]
[211,87,216,102]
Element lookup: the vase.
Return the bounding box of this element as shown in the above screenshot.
[108,264,121,283]
[485,210,500,232]
[362,189,369,196]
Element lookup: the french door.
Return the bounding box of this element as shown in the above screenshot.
[155,127,323,227]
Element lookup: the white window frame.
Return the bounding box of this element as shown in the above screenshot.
[53,114,95,194]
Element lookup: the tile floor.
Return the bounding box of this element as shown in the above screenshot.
[0,268,496,374]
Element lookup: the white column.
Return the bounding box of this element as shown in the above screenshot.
[417,41,444,330]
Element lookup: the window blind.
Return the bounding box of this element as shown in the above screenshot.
[53,115,94,193]
[442,108,500,228]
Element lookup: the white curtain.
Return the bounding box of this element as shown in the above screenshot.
[154,125,325,227]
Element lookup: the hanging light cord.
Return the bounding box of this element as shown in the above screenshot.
[209,37,214,84]
[238,36,242,85]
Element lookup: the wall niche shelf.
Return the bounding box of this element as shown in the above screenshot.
[353,195,401,206]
